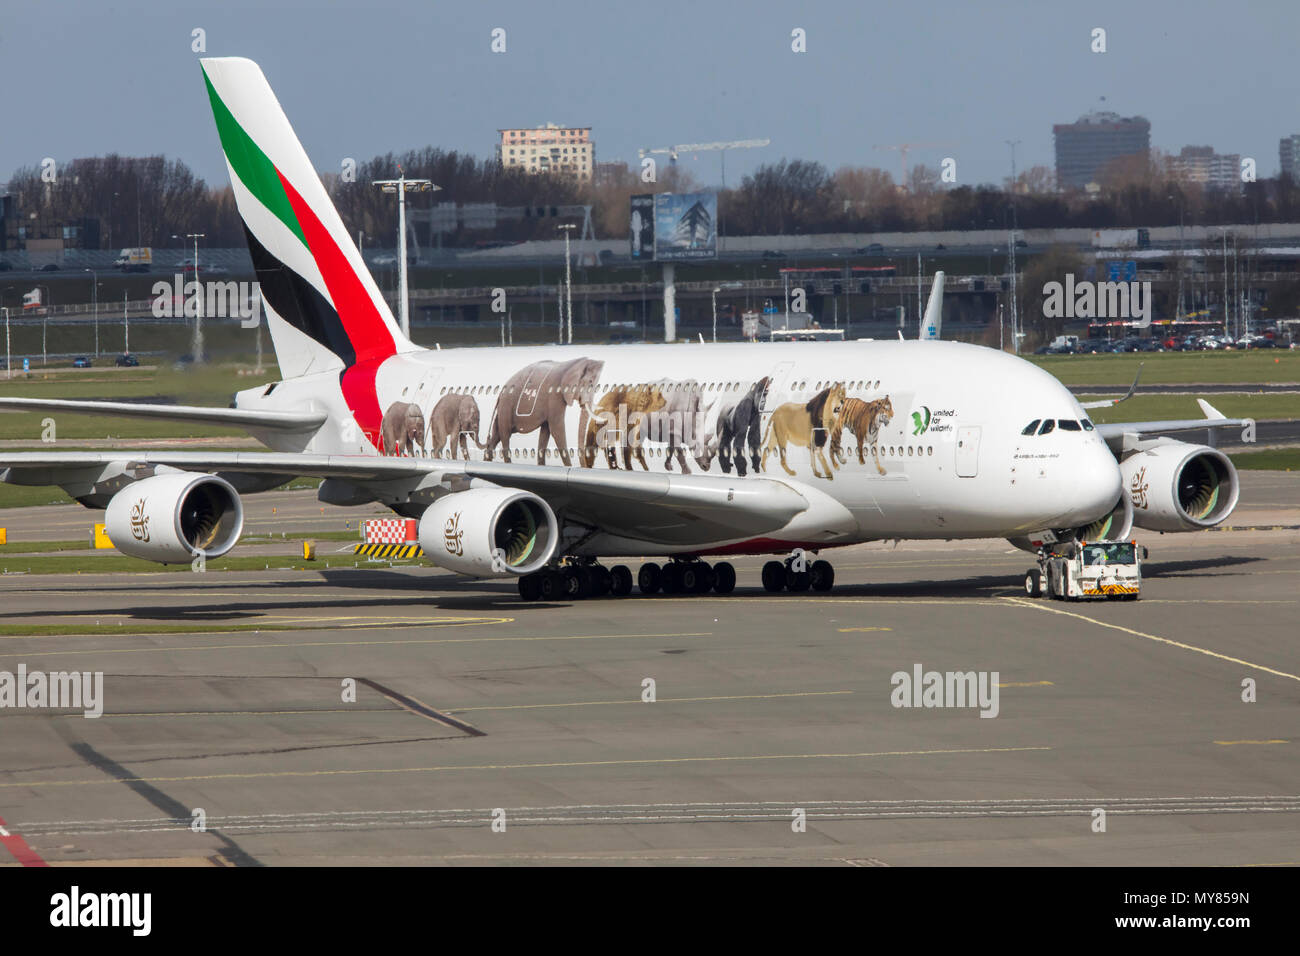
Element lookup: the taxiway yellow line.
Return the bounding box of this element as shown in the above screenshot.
[0,745,1051,791]
[1003,596,1300,683]
[1214,739,1289,746]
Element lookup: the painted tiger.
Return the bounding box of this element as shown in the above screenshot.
[831,396,894,475]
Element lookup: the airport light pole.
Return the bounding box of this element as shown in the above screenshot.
[123,291,129,355]
[37,285,51,366]
[712,287,720,342]
[559,223,576,344]
[374,171,437,340]
[2,306,9,380]
[84,268,99,357]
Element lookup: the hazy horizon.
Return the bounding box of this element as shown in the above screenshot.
[2,0,1297,193]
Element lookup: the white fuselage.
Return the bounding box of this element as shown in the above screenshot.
[238,339,1124,554]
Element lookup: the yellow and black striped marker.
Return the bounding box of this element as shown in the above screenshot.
[354,543,423,559]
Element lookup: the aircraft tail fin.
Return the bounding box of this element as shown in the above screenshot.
[199,57,414,380]
[920,271,944,340]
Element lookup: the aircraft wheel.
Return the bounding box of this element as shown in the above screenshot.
[562,566,587,599]
[662,562,684,594]
[681,562,713,594]
[1024,569,1042,597]
[810,560,835,592]
[538,570,564,601]
[761,560,787,592]
[787,568,812,592]
[517,573,542,601]
[588,565,612,597]
[638,562,663,595]
[712,561,736,594]
[609,565,634,597]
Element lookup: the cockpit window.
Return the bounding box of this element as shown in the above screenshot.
[1058,419,1082,431]
[1021,419,1041,436]
[1038,419,1056,435]
[1081,419,1095,431]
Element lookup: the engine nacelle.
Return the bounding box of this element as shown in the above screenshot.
[105,472,244,563]
[418,487,558,577]
[1121,441,1239,532]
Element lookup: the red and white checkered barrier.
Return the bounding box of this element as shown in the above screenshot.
[363,518,418,544]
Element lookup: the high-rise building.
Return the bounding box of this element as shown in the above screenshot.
[1280,134,1300,179]
[1053,111,1151,189]
[497,124,594,181]
[1170,145,1241,190]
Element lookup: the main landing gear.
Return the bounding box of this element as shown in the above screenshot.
[761,550,835,593]
[517,560,634,602]
[516,551,834,601]
[635,558,736,596]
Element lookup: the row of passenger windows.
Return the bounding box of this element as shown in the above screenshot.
[437,444,937,460]
[1021,418,1094,436]
[435,379,885,397]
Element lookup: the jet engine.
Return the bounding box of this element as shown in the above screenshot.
[418,487,558,577]
[1121,441,1239,532]
[105,472,244,563]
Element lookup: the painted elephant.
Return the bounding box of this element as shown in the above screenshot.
[380,400,426,457]
[427,393,484,460]
[483,357,604,466]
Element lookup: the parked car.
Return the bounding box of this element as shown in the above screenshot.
[761,250,786,259]
[72,356,91,368]
[855,243,885,255]
[1014,238,1029,249]
[115,353,140,367]
[38,262,61,272]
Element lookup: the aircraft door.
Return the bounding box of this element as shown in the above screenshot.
[955,425,981,478]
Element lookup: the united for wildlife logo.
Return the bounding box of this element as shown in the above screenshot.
[911,406,931,436]
[129,498,150,542]
[443,511,464,556]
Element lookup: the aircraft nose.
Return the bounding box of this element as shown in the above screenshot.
[1063,442,1123,525]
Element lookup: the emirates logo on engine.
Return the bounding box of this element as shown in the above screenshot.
[1129,466,1150,510]
[130,498,151,542]
[443,511,464,556]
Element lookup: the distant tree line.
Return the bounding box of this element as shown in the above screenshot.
[8,146,1300,250]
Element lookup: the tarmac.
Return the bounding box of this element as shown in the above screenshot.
[0,472,1297,866]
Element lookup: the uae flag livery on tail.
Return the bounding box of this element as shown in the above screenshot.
[200,57,412,447]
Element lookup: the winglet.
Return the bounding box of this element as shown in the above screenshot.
[920,271,944,340]
[1197,398,1227,420]
[1079,362,1144,409]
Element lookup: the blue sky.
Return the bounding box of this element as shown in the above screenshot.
[1,0,1295,191]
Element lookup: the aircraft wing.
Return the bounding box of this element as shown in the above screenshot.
[0,397,326,432]
[0,451,809,546]
[1094,400,1248,450]
[463,461,808,545]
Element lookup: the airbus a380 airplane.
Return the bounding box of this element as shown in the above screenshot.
[0,58,1246,601]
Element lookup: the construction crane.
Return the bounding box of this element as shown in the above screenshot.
[873,141,955,186]
[638,138,770,190]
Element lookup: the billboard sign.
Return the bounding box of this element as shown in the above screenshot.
[629,194,655,259]
[653,192,717,261]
